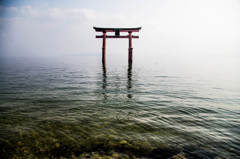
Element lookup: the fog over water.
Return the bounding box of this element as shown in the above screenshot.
[0,0,240,59]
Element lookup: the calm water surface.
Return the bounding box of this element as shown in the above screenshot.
[0,56,239,158]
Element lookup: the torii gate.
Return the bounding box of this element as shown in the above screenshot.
[93,27,141,64]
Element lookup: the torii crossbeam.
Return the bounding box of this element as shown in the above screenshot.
[93,27,141,64]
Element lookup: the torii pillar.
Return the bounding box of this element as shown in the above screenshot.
[93,27,141,64]
[128,31,133,63]
[102,31,106,64]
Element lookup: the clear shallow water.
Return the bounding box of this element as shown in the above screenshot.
[0,56,239,158]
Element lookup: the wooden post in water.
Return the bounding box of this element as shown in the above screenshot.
[93,27,141,64]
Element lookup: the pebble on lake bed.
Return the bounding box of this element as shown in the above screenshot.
[119,140,128,145]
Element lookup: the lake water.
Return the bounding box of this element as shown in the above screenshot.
[0,55,239,158]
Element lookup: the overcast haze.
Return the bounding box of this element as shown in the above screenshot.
[0,0,240,59]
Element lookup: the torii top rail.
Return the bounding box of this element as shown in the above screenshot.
[93,27,141,64]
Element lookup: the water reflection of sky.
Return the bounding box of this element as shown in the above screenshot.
[0,56,239,158]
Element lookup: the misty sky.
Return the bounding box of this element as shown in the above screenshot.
[0,0,240,58]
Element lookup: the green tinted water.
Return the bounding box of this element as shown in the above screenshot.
[0,56,239,158]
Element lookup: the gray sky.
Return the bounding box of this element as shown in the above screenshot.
[0,0,240,58]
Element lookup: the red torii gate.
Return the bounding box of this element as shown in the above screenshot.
[93,27,141,64]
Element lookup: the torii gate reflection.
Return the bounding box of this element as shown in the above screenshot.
[93,27,141,64]
[101,64,133,99]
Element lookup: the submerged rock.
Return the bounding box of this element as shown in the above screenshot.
[183,145,217,159]
[149,148,180,159]
[173,152,187,159]
[120,140,128,145]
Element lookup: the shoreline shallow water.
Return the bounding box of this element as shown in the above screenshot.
[0,56,239,158]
